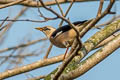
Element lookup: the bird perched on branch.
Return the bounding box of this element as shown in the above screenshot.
[35,20,87,59]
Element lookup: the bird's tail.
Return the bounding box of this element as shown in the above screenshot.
[72,20,88,25]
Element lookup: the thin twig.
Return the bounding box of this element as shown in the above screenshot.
[0,18,57,23]
[0,53,39,58]
[0,7,28,45]
[94,15,120,28]
[44,44,53,59]
[0,38,47,53]
[0,50,17,66]
[37,1,58,22]
[97,0,104,17]
[59,0,75,27]
[0,17,9,28]
[55,0,64,16]
[80,0,115,38]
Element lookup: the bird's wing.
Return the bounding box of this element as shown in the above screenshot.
[72,20,87,25]
[51,25,71,38]
[51,20,87,38]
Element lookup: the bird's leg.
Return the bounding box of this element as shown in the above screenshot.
[63,41,70,60]
[63,47,69,60]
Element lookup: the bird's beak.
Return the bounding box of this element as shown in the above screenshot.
[35,27,44,31]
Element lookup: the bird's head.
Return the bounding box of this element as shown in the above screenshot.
[35,26,56,38]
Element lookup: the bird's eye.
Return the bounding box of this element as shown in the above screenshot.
[44,27,50,31]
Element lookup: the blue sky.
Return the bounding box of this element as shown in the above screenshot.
[0,1,120,80]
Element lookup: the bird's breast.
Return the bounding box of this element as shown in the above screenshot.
[50,37,66,48]
[50,29,77,48]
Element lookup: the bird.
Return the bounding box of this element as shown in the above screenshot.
[35,20,87,59]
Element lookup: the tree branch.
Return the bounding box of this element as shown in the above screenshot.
[59,32,120,80]
[0,0,27,9]
[0,0,108,7]
[0,38,47,53]
[0,18,119,80]
[45,17,120,80]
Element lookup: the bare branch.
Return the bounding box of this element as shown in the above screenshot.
[95,31,120,49]
[97,0,104,17]
[44,44,53,59]
[0,50,17,66]
[39,0,82,46]
[59,0,75,27]
[52,39,80,80]
[0,7,28,45]
[0,0,27,9]
[80,0,115,38]
[0,17,9,28]
[59,33,120,80]
[0,0,106,7]
[43,0,75,59]
[0,54,64,80]
[55,0,64,16]
[94,15,120,28]
[0,38,47,53]
[0,53,39,58]
[0,18,120,80]
[52,0,115,79]
[45,1,116,79]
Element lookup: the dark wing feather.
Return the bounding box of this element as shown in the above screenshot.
[72,20,87,25]
[51,20,87,38]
